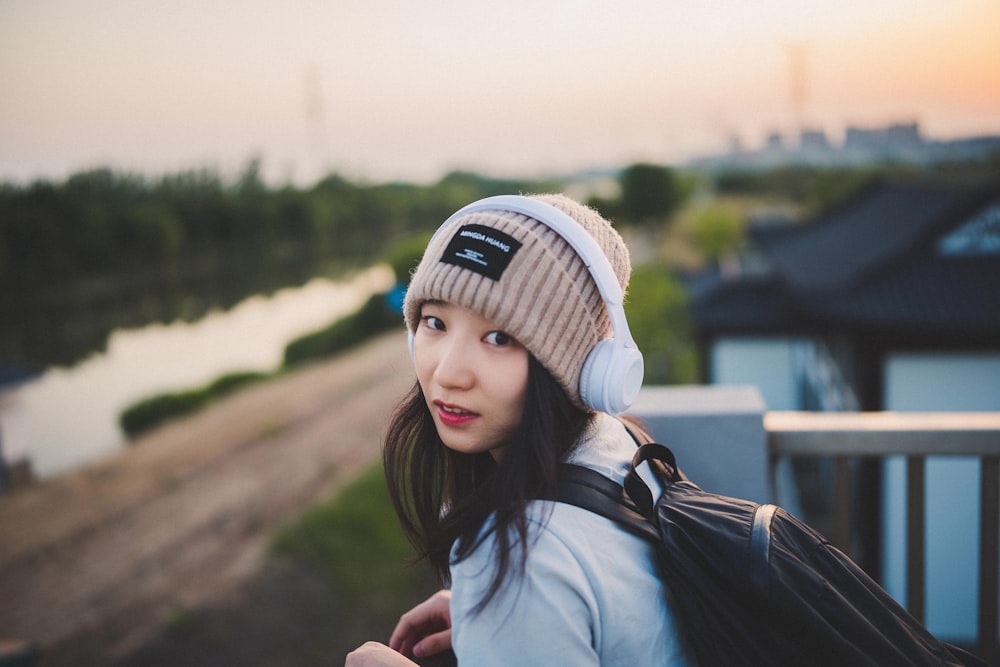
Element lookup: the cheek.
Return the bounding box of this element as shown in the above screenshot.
[498,357,530,412]
[414,364,436,405]
[410,339,433,386]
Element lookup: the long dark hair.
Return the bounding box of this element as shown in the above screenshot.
[382,354,592,610]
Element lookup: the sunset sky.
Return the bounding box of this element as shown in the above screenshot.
[2,0,998,185]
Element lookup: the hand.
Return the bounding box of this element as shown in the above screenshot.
[389,589,453,659]
[345,641,418,667]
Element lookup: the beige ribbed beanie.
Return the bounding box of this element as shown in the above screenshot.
[403,194,631,410]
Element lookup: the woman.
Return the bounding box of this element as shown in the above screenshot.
[346,194,691,666]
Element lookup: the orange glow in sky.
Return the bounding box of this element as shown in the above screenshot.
[1,0,998,185]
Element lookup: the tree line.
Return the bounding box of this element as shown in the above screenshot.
[0,166,569,368]
[0,163,566,290]
[0,161,691,370]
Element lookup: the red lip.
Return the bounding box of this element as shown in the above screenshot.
[434,401,479,427]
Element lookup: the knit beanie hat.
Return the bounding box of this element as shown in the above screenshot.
[403,193,631,410]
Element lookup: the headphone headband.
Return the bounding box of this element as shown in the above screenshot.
[436,196,624,306]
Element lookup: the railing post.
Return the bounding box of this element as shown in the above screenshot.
[833,456,852,553]
[906,455,926,624]
[979,456,999,665]
[767,410,1000,656]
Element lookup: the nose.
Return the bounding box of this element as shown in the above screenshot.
[432,337,475,390]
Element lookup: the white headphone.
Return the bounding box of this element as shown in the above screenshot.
[410,195,644,415]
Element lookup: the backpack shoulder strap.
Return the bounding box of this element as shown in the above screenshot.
[556,463,660,543]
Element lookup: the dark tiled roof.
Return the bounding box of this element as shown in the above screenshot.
[807,255,1000,338]
[694,177,1000,339]
[690,277,791,333]
[754,179,995,293]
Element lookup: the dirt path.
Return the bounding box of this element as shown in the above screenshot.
[0,332,414,663]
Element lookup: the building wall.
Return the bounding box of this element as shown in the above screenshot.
[709,336,822,516]
[709,337,805,410]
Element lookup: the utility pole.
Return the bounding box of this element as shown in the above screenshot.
[303,63,329,184]
[786,43,809,143]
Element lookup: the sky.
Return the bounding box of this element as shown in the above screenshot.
[2,0,999,186]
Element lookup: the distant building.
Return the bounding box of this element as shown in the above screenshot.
[844,122,922,151]
[798,128,830,151]
[689,121,1000,171]
[886,122,921,145]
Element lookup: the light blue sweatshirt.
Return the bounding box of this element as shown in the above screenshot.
[449,414,694,666]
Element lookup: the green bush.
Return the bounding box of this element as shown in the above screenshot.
[119,370,269,438]
[282,292,399,368]
[207,370,271,395]
[120,390,206,438]
[624,265,699,385]
[385,233,432,284]
[690,202,744,261]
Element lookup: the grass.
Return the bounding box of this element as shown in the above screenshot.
[281,292,399,368]
[271,464,435,619]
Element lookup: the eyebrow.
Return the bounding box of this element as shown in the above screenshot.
[418,299,449,318]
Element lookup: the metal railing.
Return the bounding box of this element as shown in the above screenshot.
[766,411,1000,664]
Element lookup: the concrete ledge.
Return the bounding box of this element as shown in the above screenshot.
[628,385,771,504]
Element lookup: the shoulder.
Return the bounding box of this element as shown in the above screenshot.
[450,501,608,592]
[449,503,606,666]
[450,498,656,625]
[450,501,685,666]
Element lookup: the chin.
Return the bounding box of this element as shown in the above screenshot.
[437,429,500,458]
[438,434,480,456]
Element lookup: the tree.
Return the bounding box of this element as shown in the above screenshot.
[623,265,697,385]
[619,163,680,225]
[690,203,743,263]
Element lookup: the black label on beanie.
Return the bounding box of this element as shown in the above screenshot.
[440,224,522,281]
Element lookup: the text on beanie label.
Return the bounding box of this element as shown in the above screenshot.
[440,224,523,281]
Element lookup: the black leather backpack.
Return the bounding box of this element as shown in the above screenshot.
[558,442,988,667]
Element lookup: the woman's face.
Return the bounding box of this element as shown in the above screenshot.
[412,300,529,460]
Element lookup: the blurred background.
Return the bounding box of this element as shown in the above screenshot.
[1,1,998,665]
[3,1,998,184]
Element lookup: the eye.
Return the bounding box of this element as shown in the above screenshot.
[421,315,445,332]
[484,330,514,347]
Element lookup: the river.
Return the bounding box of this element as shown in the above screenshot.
[13,265,394,478]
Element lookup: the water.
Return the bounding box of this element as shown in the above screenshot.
[15,265,394,478]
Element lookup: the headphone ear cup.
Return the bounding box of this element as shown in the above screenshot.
[580,340,644,415]
[580,339,643,415]
[613,346,645,413]
[579,341,612,413]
